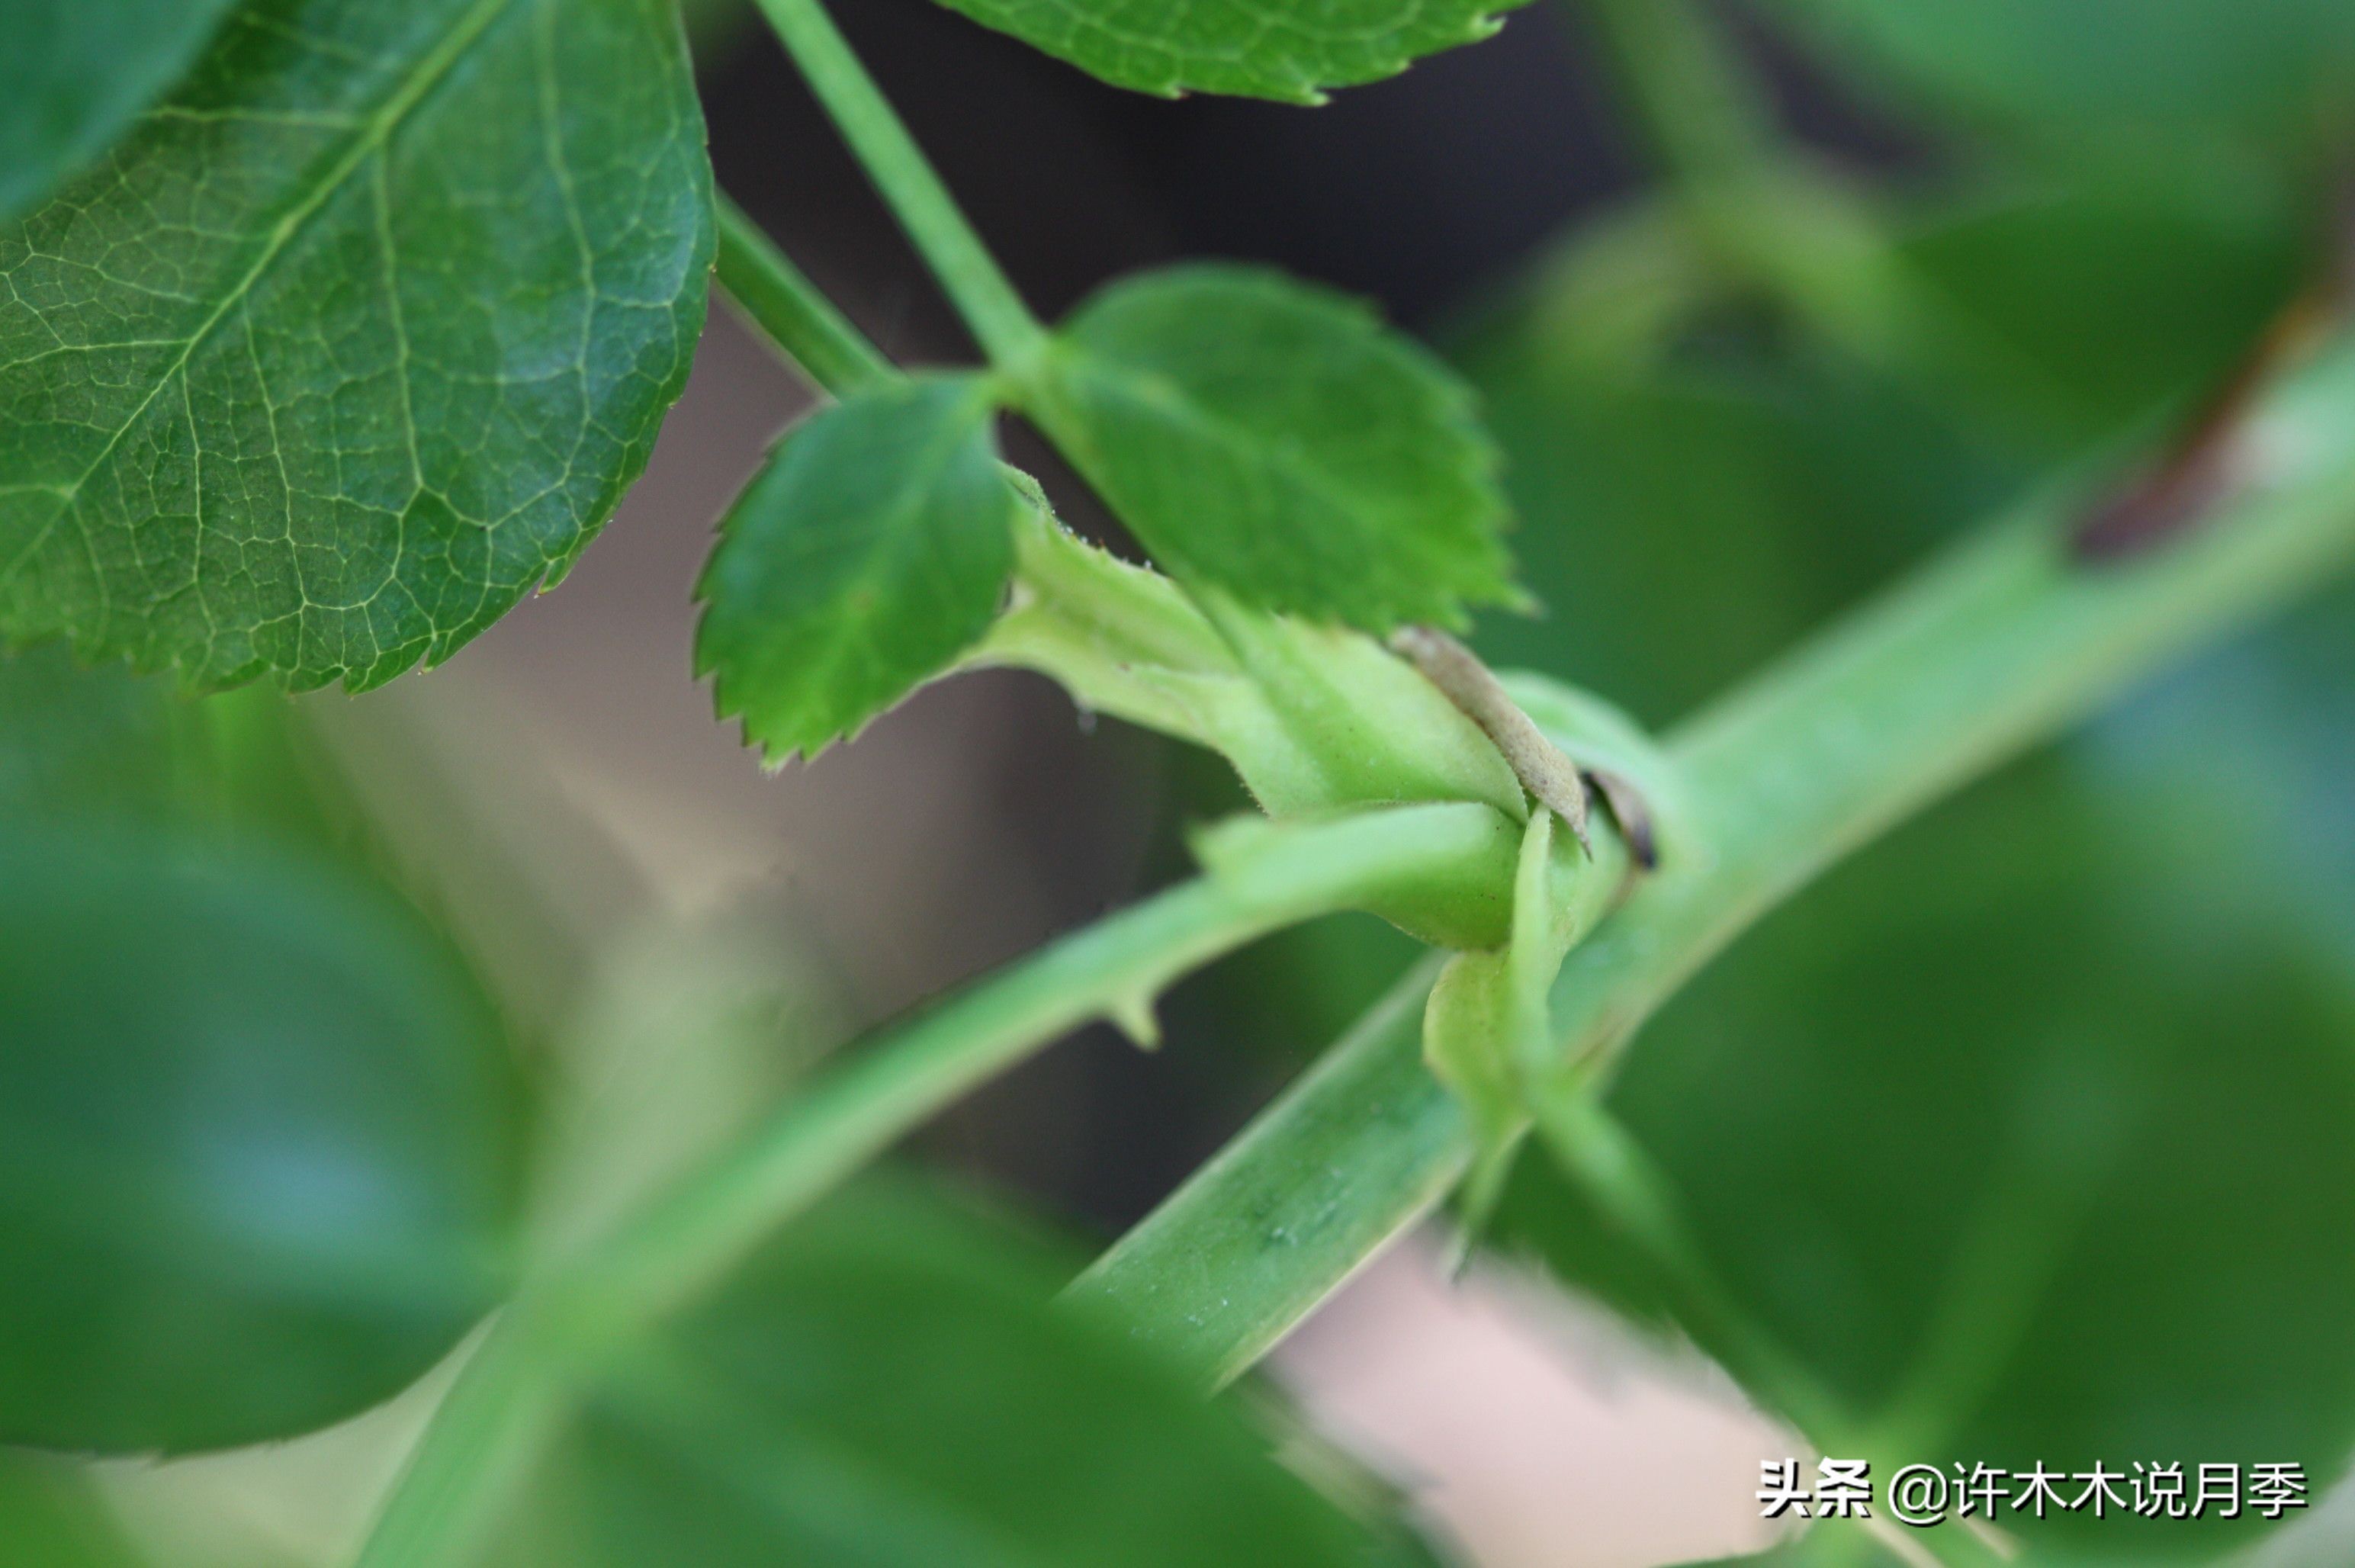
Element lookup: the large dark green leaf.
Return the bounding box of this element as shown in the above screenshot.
[2090,587,2355,961]
[696,378,1016,763]
[0,0,712,692]
[1756,0,2355,159]
[475,1179,1432,1567]
[0,825,520,1455]
[927,0,1531,102]
[1033,265,1516,635]
[1508,746,2355,1561]
[0,0,239,222]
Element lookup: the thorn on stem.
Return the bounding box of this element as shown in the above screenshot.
[1586,767,1659,871]
[1108,991,1161,1050]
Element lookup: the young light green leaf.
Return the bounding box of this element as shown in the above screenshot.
[1027,265,1518,635]
[474,1179,1436,1567]
[696,377,1017,763]
[1,0,238,221]
[0,825,520,1456]
[1425,802,1629,1235]
[1422,948,1521,1193]
[0,0,713,692]
[1422,811,1560,1171]
[927,0,1531,103]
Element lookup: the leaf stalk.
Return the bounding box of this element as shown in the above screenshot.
[714,194,895,397]
[753,0,1047,371]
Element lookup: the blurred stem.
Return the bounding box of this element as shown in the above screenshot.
[1809,1518,2008,1568]
[1861,1133,2106,1463]
[349,1314,567,1568]
[1492,198,1720,371]
[1075,334,2355,1390]
[1573,0,1778,183]
[355,803,1518,1568]
[752,0,1046,371]
[715,194,894,397]
[1565,0,1953,379]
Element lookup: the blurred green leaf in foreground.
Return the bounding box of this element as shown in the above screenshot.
[0,649,522,1457]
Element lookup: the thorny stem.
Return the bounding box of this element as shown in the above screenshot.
[1067,958,1464,1387]
[570,806,1518,1328]
[1076,333,2355,1390]
[752,0,1048,372]
[371,91,2355,1561]
[354,804,1520,1567]
[1571,0,1779,184]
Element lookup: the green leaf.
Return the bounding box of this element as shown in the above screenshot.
[1756,0,2355,159]
[927,0,1531,103]
[1030,265,1517,635]
[696,377,1017,762]
[0,1454,146,1568]
[1506,750,2355,1560]
[476,1178,1431,1567]
[0,0,714,692]
[0,0,238,222]
[0,824,520,1455]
